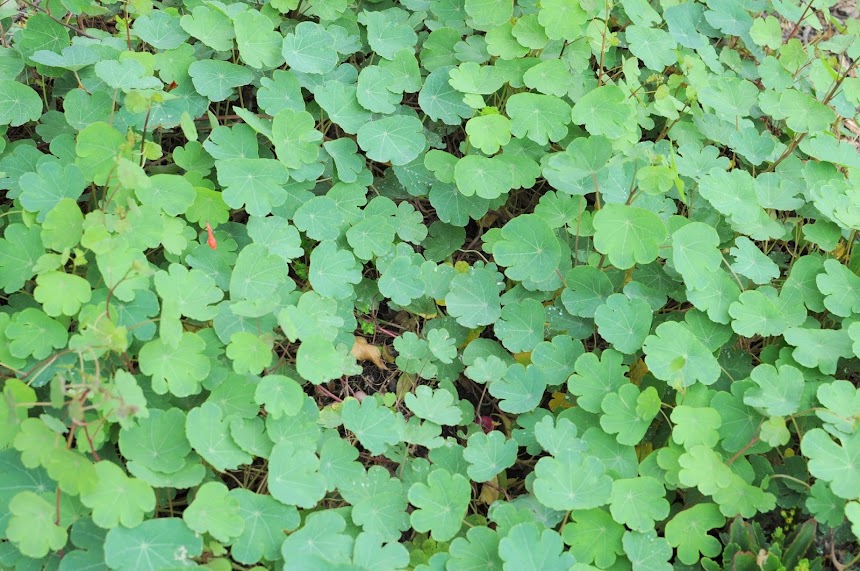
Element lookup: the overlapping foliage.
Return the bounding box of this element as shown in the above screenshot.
[1,0,859,569]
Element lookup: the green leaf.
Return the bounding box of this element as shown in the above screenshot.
[139,332,209,397]
[499,523,574,570]
[495,298,547,353]
[272,108,323,169]
[571,85,636,139]
[593,203,667,270]
[506,93,571,145]
[454,155,513,199]
[0,80,43,126]
[268,440,327,508]
[119,408,191,474]
[104,518,203,571]
[783,327,855,375]
[180,5,234,51]
[538,0,587,40]
[34,271,91,317]
[445,264,502,328]
[19,161,86,221]
[664,504,725,565]
[188,60,254,102]
[568,349,628,413]
[743,363,804,417]
[562,509,625,568]
[234,11,283,69]
[492,214,561,282]
[801,428,860,500]
[408,469,471,541]
[448,526,503,571]
[6,491,68,558]
[186,402,252,471]
[463,431,517,482]
[671,222,723,290]
[728,285,807,337]
[534,449,612,510]
[357,115,426,166]
[643,321,721,388]
[816,259,860,318]
[6,307,68,359]
[622,530,673,571]
[465,0,513,28]
[342,397,401,455]
[729,237,780,285]
[626,26,677,70]
[405,385,463,425]
[600,384,661,445]
[309,240,362,299]
[226,331,273,375]
[216,158,290,216]
[340,465,410,542]
[489,363,547,414]
[466,113,511,154]
[254,374,304,419]
[282,21,338,74]
[80,461,155,529]
[594,293,652,354]
[230,488,300,564]
[608,476,669,532]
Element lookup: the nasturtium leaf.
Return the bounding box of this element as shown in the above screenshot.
[419,66,474,125]
[801,428,860,500]
[495,298,546,353]
[506,92,571,145]
[492,214,560,282]
[448,526,504,571]
[609,477,670,532]
[188,60,254,102]
[743,364,803,417]
[409,469,471,541]
[489,363,547,414]
[379,255,425,305]
[595,294,652,354]
[405,385,463,426]
[268,440,326,508]
[730,236,780,285]
[568,349,628,413]
[357,115,426,166]
[538,0,587,40]
[728,285,807,337]
[816,259,860,318]
[600,384,660,445]
[309,240,362,299]
[154,263,222,320]
[19,161,86,221]
[272,108,323,169]
[282,21,338,74]
[6,307,68,360]
[464,0,514,28]
[623,530,673,571]
[234,10,283,69]
[463,431,518,482]
[230,489,300,565]
[671,222,723,290]
[534,450,612,511]
[33,271,91,317]
[626,26,678,70]
[6,491,68,558]
[359,9,418,60]
[499,523,574,570]
[139,332,209,396]
[643,321,720,388]
[562,509,625,567]
[466,113,511,155]
[183,481,244,543]
[119,408,191,473]
[226,331,273,375]
[664,503,725,565]
[593,204,667,269]
[445,264,502,328]
[80,461,155,529]
[342,397,401,455]
[216,158,289,216]
[571,85,636,139]
[454,155,513,199]
[783,327,855,375]
[104,518,202,571]
[0,80,42,126]
[186,402,252,471]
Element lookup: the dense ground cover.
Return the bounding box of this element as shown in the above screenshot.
[1,0,860,568]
